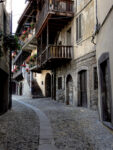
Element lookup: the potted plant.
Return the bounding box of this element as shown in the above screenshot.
[21,64,26,67]
[30,22,35,29]
[21,34,26,40]
[30,55,35,62]
[3,35,21,51]
[33,53,37,59]
[26,68,29,72]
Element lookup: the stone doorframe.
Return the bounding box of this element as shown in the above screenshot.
[98,52,113,126]
[75,66,90,108]
[65,73,75,105]
[45,73,52,97]
[66,74,73,105]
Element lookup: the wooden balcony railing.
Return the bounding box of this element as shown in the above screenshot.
[36,0,74,35]
[23,28,36,45]
[37,45,73,67]
[13,67,23,79]
[51,0,74,12]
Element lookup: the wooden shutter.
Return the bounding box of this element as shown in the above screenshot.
[76,17,78,41]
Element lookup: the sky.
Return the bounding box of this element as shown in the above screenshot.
[12,0,27,33]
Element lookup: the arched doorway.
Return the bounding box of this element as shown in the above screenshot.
[66,74,73,105]
[78,70,87,107]
[45,73,51,97]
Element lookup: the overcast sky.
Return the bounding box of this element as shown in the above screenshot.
[12,0,27,33]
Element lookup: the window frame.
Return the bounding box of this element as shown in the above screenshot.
[76,14,82,43]
[58,77,62,90]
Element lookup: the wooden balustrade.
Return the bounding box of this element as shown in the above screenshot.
[36,0,74,34]
[41,49,47,64]
[13,67,22,79]
[51,0,74,12]
[37,55,41,67]
[36,0,49,34]
[37,45,73,67]
[48,45,72,59]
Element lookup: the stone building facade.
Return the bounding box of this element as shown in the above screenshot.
[54,0,98,110]
[56,51,98,110]
[96,0,113,128]
[13,0,98,110]
[12,0,52,98]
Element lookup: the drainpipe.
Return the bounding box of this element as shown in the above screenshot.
[91,0,100,45]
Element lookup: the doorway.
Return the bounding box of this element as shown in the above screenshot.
[19,82,23,95]
[99,58,111,122]
[78,70,87,107]
[66,74,73,105]
[0,69,8,114]
[45,73,51,97]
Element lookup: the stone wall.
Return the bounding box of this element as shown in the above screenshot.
[56,50,98,110]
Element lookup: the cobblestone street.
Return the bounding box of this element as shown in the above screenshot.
[0,95,113,150]
[0,100,40,150]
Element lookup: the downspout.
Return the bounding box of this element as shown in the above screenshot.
[91,0,100,45]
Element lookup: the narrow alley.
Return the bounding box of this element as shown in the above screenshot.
[0,96,113,150]
[0,0,113,150]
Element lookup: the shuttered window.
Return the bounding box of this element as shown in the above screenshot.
[58,77,62,89]
[76,14,82,42]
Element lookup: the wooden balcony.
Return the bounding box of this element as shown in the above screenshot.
[36,0,74,37]
[37,45,73,70]
[13,67,23,81]
[13,50,31,66]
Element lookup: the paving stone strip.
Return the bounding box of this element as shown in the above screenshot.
[14,99,58,150]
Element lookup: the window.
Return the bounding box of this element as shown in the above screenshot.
[67,28,71,45]
[58,77,62,89]
[76,14,82,42]
[94,67,98,90]
[3,11,7,35]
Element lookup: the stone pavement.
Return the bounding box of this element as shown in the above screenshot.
[0,100,40,150]
[12,95,113,150]
[14,99,57,150]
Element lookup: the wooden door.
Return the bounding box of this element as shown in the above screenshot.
[66,75,73,105]
[45,73,51,97]
[78,70,87,107]
[100,60,111,122]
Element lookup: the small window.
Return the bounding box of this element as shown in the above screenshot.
[94,67,98,90]
[3,11,7,35]
[76,14,82,42]
[58,77,62,90]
